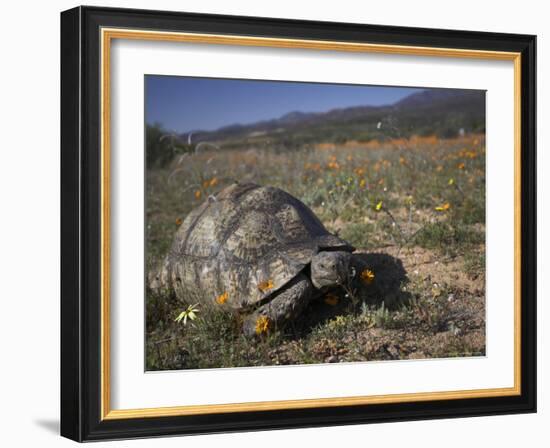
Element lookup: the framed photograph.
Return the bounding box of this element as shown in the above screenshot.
[60,6,536,442]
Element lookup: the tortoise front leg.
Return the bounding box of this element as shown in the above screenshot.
[243,273,314,337]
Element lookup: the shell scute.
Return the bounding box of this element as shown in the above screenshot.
[165,183,353,308]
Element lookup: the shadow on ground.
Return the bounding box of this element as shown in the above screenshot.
[356,252,411,307]
[290,252,411,337]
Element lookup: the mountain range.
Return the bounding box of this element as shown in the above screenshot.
[180,88,486,148]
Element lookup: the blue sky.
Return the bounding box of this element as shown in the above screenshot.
[145,76,422,133]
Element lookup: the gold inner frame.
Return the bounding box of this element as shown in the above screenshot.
[100,28,522,420]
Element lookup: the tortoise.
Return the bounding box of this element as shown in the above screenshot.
[150,182,372,336]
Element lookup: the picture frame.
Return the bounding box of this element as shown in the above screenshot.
[60,5,536,442]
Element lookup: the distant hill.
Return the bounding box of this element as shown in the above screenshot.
[180,89,486,148]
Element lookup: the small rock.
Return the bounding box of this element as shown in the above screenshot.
[387,345,400,358]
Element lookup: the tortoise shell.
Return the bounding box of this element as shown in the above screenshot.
[164,183,354,309]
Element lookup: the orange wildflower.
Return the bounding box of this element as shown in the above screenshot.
[360,269,375,285]
[255,316,271,335]
[324,293,339,306]
[258,279,274,293]
[435,202,451,212]
[354,167,366,177]
[216,291,228,305]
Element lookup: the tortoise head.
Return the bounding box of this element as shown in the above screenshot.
[310,251,352,290]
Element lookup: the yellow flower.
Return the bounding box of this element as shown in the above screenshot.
[215,291,228,305]
[448,178,455,185]
[361,269,375,285]
[255,315,271,335]
[324,293,339,306]
[435,202,451,212]
[194,189,202,200]
[175,217,183,226]
[374,201,383,212]
[258,279,274,293]
[359,178,367,188]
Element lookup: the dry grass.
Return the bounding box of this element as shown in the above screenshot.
[145,134,486,370]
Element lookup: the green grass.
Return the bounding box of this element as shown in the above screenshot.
[464,251,486,279]
[147,287,485,369]
[145,134,486,369]
[340,222,376,249]
[414,222,484,256]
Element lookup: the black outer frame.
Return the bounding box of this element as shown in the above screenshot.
[60,5,536,442]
